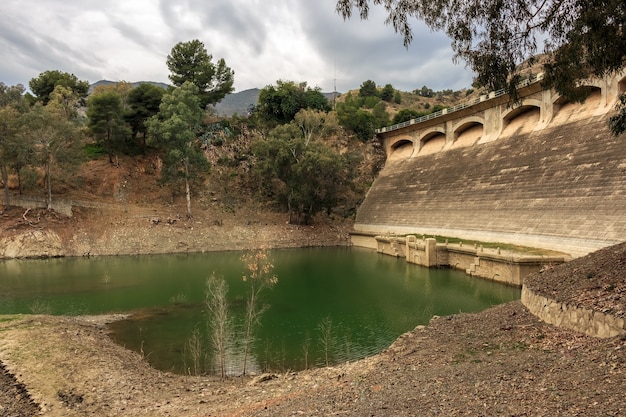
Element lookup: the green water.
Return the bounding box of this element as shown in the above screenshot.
[0,247,520,374]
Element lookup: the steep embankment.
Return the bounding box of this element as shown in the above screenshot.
[355,113,626,257]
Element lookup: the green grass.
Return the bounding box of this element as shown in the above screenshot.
[83,143,107,159]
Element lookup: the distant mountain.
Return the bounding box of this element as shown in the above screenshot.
[89,81,338,117]
[213,89,341,117]
[212,88,260,117]
[89,80,169,93]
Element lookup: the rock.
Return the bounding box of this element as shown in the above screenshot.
[0,230,64,258]
[248,373,277,385]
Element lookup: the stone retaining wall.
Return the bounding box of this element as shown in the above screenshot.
[2,195,73,217]
[521,285,626,338]
[371,235,564,286]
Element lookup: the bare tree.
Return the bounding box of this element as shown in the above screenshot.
[205,273,232,379]
[240,250,278,375]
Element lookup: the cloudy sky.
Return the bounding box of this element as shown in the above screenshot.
[0,0,475,95]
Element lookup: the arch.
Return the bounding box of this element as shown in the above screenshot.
[388,139,415,161]
[387,136,415,154]
[551,86,602,124]
[500,102,541,137]
[552,85,602,106]
[419,131,446,155]
[419,126,446,145]
[502,100,541,121]
[452,117,484,149]
[452,116,485,135]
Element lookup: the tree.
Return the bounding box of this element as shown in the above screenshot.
[240,250,277,375]
[28,70,89,105]
[167,40,234,109]
[0,107,21,208]
[359,80,378,98]
[256,80,331,126]
[392,108,426,124]
[0,83,27,110]
[381,84,395,102]
[417,85,433,97]
[0,86,33,207]
[252,121,354,224]
[87,91,130,164]
[126,83,165,147]
[205,273,232,379]
[372,102,390,127]
[92,81,134,111]
[47,85,82,121]
[147,82,209,219]
[610,95,626,137]
[293,109,339,146]
[20,105,81,210]
[337,108,377,142]
[336,0,626,134]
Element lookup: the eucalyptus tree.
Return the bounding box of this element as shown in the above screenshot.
[167,39,234,109]
[147,82,209,219]
[336,0,626,134]
[20,104,81,210]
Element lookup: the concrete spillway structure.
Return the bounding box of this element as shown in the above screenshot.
[353,71,626,259]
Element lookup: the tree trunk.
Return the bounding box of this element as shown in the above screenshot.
[1,165,10,209]
[184,160,192,219]
[107,125,114,164]
[45,161,52,211]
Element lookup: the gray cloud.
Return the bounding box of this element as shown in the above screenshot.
[0,0,474,95]
[299,0,473,92]
[0,8,102,87]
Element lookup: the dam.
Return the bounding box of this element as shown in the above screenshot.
[352,71,626,278]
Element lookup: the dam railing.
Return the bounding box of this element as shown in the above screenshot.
[376,73,544,134]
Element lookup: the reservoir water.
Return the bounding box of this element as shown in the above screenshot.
[0,247,520,374]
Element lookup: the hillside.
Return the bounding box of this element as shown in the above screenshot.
[88,80,169,93]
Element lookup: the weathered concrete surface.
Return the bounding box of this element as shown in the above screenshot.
[355,110,626,258]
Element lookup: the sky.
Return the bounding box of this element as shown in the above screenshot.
[0,0,475,95]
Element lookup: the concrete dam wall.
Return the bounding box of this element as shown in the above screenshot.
[353,81,626,258]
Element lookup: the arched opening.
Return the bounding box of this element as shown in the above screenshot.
[452,121,483,149]
[419,132,446,155]
[501,105,541,137]
[388,139,414,161]
[552,86,602,124]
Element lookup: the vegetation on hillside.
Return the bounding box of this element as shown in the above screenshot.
[336,0,626,136]
[0,39,392,224]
